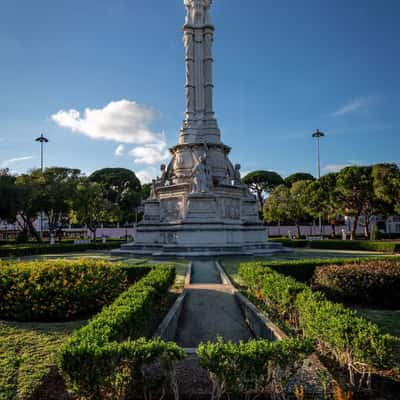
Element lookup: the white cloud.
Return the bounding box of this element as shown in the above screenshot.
[322,163,357,173]
[0,156,33,169]
[51,99,162,144]
[136,167,158,183]
[115,144,125,156]
[129,139,169,165]
[331,96,377,117]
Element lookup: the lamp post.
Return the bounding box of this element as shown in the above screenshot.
[35,134,49,240]
[312,129,325,234]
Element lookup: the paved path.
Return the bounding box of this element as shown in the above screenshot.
[175,260,253,347]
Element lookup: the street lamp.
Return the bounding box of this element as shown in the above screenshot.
[35,133,49,172]
[312,129,326,234]
[35,133,49,240]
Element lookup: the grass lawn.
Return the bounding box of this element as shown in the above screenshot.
[354,309,400,337]
[0,319,86,400]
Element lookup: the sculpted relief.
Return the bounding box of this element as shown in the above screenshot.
[184,0,212,26]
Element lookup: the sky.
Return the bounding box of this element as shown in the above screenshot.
[0,0,399,182]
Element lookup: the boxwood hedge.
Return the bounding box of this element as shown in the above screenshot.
[0,241,124,258]
[270,238,400,253]
[239,262,400,386]
[58,266,185,398]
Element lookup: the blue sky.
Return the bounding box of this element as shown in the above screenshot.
[0,0,399,182]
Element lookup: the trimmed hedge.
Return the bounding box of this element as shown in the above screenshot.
[0,241,124,258]
[239,262,400,385]
[253,256,400,283]
[311,260,400,308]
[0,260,151,321]
[197,338,312,399]
[270,238,400,253]
[59,266,185,398]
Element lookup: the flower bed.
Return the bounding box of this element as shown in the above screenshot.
[0,259,151,321]
[58,266,184,398]
[311,260,400,308]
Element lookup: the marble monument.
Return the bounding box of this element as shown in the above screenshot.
[119,0,283,256]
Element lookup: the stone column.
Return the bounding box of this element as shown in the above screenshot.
[184,28,195,117]
[204,28,214,116]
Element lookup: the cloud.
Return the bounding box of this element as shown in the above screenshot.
[331,96,377,117]
[322,163,358,173]
[115,144,125,156]
[136,167,158,183]
[51,99,162,144]
[129,139,169,165]
[0,156,33,169]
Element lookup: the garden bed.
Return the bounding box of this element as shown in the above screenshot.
[233,257,400,398]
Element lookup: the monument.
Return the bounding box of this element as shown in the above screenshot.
[119,0,283,256]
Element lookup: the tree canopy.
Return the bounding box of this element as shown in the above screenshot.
[242,170,284,208]
[284,172,315,187]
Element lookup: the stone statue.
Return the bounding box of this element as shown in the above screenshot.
[191,155,209,193]
[234,164,242,186]
[158,164,168,186]
[184,0,212,26]
[149,179,157,199]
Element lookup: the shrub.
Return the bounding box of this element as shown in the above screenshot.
[0,259,151,321]
[0,241,124,258]
[239,262,399,386]
[270,238,400,253]
[197,337,312,400]
[248,256,400,283]
[59,266,185,399]
[311,260,400,308]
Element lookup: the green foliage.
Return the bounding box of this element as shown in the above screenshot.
[197,337,312,399]
[58,266,185,399]
[271,238,400,253]
[311,260,400,308]
[89,168,142,223]
[239,261,400,384]
[242,170,284,207]
[0,240,124,258]
[0,259,143,321]
[284,172,315,187]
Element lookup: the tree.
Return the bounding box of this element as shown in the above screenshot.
[242,170,284,209]
[89,168,142,223]
[263,181,313,237]
[263,184,290,235]
[372,163,400,215]
[15,172,44,242]
[306,173,341,237]
[0,169,21,222]
[37,168,81,241]
[74,180,113,240]
[287,180,314,237]
[284,172,315,188]
[336,166,374,240]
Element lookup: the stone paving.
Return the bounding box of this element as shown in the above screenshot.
[174,260,254,347]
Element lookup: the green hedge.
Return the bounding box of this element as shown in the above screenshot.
[253,256,400,283]
[197,338,312,399]
[271,238,400,253]
[239,262,400,385]
[0,241,124,258]
[58,266,185,398]
[0,260,153,321]
[311,260,400,308]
